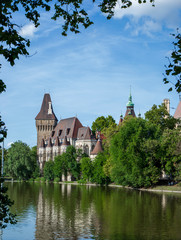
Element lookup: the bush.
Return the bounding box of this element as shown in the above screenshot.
[78,179,87,184]
[54,177,60,183]
[34,177,41,182]
[41,177,46,182]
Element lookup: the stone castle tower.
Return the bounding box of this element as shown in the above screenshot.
[35,94,58,148]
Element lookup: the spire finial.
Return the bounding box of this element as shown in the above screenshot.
[126,87,134,107]
[130,85,131,96]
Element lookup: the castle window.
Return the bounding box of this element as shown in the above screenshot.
[67,128,70,135]
[59,130,62,136]
[51,131,55,137]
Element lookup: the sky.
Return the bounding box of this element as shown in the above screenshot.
[1,0,181,148]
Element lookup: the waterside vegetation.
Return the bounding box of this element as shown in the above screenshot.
[2,103,181,190]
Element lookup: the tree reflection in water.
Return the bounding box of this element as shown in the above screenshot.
[4,182,181,240]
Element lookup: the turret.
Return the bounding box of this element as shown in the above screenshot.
[119,114,123,125]
[46,138,52,161]
[53,136,60,158]
[124,90,136,118]
[35,93,58,149]
[90,139,103,160]
[61,136,70,153]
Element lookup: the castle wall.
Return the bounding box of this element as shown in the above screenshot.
[36,119,57,148]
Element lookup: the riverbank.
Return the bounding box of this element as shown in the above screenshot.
[5,179,181,193]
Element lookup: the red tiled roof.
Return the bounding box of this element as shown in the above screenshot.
[77,127,92,140]
[90,140,103,155]
[52,117,83,139]
[35,93,58,121]
[174,101,181,119]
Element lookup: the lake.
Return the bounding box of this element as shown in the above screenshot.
[1,182,181,240]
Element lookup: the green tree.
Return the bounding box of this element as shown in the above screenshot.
[0,179,17,229]
[66,146,80,180]
[53,146,81,181]
[160,128,181,180]
[163,30,181,93]
[145,103,178,130]
[91,115,116,134]
[30,146,40,179]
[92,153,110,185]
[5,141,37,180]
[0,83,16,228]
[80,157,93,182]
[110,118,162,188]
[102,123,119,152]
[43,160,54,181]
[54,155,63,180]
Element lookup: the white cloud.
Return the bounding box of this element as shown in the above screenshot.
[132,19,162,36]
[115,0,181,21]
[19,23,37,37]
[114,0,181,35]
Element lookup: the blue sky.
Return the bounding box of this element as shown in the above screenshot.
[1,0,181,148]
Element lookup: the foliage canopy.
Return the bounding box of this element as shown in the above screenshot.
[91,115,116,134]
[5,141,39,180]
[163,30,181,93]
[145,103,178,130]
[110,117,162,187]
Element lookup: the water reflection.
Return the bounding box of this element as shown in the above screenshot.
[35,184,99,240]
[4,183,181,240]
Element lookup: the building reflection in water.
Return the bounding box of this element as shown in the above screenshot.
[5,182,181,240]
[35,184,100,240]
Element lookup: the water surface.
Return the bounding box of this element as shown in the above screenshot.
[2,182,181,240]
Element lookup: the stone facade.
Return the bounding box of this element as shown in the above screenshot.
[36,94,99,171]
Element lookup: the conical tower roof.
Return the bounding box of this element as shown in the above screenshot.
[35,93,58,121]
[90,139,103,155]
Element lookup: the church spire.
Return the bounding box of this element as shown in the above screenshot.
[126,86,134,108]
[124,88,136,118]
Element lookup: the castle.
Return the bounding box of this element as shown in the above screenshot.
[35,92,136,171]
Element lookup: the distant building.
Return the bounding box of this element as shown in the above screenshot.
[163,98,170,114]
[35,94,102,171]
[119,92,136,125]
